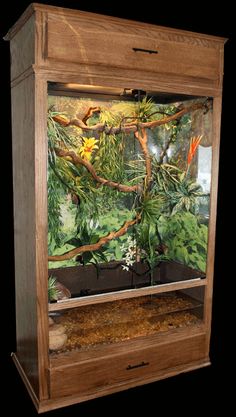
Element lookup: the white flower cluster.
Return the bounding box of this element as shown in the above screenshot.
[120,236,137,271]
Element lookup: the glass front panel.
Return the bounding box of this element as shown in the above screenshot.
[47,85,212,303]
[49,287,204,354]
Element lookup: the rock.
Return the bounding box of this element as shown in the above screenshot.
[49,317,54,326]
[49,323,67,350]
[49,324,66,336]
[55,281,71,300]
[49,333,67,351]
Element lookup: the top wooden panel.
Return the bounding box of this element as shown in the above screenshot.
[45,12,219,81]
[5,3,227,94]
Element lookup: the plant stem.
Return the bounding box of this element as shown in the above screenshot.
[150,269,154,286]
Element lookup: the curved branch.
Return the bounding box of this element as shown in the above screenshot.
[159,119,181,165]
[53,102,207,134]
[82,106,101,125]
[134,128,152,184]
[48,216,140,261]
[55,148,140,193]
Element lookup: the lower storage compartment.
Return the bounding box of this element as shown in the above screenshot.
[49,333,206,399]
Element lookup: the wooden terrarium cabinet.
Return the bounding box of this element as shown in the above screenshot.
[5,3,226,413]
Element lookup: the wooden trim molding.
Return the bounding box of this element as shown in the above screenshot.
[11,353,40,410]
[5,3,227,47]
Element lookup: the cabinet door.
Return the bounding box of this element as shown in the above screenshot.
[46,83,213,350]
[47,85,212,304]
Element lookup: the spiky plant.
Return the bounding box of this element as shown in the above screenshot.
[135,96,159,122]
[152,158,182,193]
[94,108,126,183]
[48,276,60,301]
[138,193,165,224]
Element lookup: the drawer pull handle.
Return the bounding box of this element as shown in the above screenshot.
[126,361,150,370]
[132,47,158,54]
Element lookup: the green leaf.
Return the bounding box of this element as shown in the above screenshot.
[82,251,93,264]
[196,259,206,272]
[65,237,81,246]
[115,245,123,260]
[90,234,100,244]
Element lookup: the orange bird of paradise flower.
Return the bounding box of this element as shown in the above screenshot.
[187,135,203,167]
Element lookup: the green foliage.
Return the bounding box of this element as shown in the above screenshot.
[47,110,78,163]
[138,192,164,224]
[164,177,206,215]
[47,157,92,254]
[47,96,210,277]
[135,97,158,121]
[158,212,207,272]
[136,222,168,270]
[125,156,146,185]
[66,219,108,265]
[76,209,135,264]
[152,160,181,193]
[49,208,136,269]
[94,132,126,185]
[135,191,169,278]
[93,108,126,184]
[48,276,59,301]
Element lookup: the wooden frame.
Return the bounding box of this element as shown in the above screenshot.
[5,3,226,412]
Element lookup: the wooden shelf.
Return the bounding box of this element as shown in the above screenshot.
[48,278,206,312]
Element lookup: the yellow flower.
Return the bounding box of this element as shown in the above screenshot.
[79,137,99,160]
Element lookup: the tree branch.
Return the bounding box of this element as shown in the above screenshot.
[48,216,140,261]
[52,101,207,134]
[159,120,181,165]
[55,148,140,193]
[82,106,101,125]
[134,128,152,185]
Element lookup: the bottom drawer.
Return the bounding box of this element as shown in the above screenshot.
[49,334,206,399]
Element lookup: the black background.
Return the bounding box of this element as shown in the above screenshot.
[0,1,233,414]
